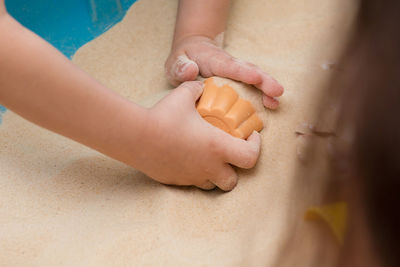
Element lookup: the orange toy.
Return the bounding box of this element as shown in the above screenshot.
[197,78,264,139]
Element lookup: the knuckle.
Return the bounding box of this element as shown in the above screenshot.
[211,54,227,68]
[207,141,220,157]
[229,58,242,75]
[207,137,225,158]
[199,68,213,78]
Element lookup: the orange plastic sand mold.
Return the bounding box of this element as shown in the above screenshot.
[197,78,264,139]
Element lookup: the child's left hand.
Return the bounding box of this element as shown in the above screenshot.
[165,35,284,109]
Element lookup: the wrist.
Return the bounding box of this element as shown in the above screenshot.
[95,100,154,171]
[125,106,162,169]
[172,34,218,51]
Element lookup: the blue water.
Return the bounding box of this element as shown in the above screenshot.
[0,0,138,124]
[0,105,6,124]
[5,0,137,58]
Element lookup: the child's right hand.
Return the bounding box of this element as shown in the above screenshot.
[139,81,261,191]
[0,5,259,192]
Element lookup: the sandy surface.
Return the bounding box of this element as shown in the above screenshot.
[0,0,358,265]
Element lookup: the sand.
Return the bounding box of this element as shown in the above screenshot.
[0,0,358,265]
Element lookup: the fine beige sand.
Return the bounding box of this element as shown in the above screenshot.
[0,0,358,265]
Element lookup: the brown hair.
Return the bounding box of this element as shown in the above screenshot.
[337,0,400,265]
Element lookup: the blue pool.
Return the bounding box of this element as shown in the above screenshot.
[0,0,138,122]
[5,0,137,58]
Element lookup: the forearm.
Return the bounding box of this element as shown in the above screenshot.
[0,13,148,167]
[173,0,230,47]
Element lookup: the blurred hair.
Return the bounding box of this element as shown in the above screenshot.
[336,0,400,265]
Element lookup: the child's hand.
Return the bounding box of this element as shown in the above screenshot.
[140,81,261,191]
[0,2,259,192]
[165,35,284,109]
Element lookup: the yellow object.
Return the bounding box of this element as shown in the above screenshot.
[304,202,348,243]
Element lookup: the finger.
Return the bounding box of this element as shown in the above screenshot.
[262,94,280,110]
[166,54,199,86]
[222,131,261,169]
[208,53,263,85]
[255,72,284,97]
[207,53,284,98]
[210,164,238,191]
[197,181,216,190]
[175,81,204,103]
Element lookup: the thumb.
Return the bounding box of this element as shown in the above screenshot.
[174,81,204,103]
[166,54,199,86]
